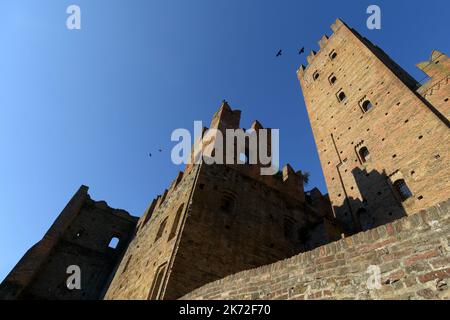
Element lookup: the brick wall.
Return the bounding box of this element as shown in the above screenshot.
[0,186,138,300]
[181,199,450,300]
[298,19,450,235]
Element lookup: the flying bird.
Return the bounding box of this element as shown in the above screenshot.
[149,153,152,157]
[298,47,305,55]
[158,149,162,152]
[276,49,282,57]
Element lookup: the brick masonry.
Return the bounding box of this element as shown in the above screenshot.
[298,19,449,235]
[1,19,448,301]
[0,186,138,300]
[104,103,339,300]
[181,198,450,300]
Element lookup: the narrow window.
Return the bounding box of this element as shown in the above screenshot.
[108,236,120,249]
[361,100,373,112]
[168,204,184,241]
[147,263,167,300]
[155,217,168,242]
[313,71,320,81]
[393,179,413,202]
[358,147,370,163]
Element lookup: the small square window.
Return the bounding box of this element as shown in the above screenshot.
[337,90,346,102]
[328,74,337,85]
[329,50,337,60]
[313,71,320,81]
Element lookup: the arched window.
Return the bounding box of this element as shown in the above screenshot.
[147,263,167,300]
[393,179,413,201]
[168,204,184,241]
[358,147,370,163]
[108,236,120,249]
[155,217,168,242]
[361,100,373,112]
[337,91,346,102]
[313,71,320,81]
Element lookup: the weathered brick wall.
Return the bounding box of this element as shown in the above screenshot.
[416,50,449,119]
[298,19,450,235]
[0,186,138,300]
[105,103,338,300]
[103,166,200,300]
[163,163,332,299]
[181,199,450,300]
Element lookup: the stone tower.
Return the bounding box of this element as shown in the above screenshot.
[103,101,338,300]
[297,19,449,235]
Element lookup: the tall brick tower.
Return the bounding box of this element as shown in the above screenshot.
[103,101,338,300]
[298,19,449,235]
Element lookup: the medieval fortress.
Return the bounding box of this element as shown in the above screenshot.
[1,19,449,300]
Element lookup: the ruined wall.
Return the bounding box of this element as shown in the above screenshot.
[298,19,449,235]
[182,199,450,300]
[0,186,137,300]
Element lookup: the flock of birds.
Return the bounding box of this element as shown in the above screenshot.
[149,149,162,157]
[149,46,307,158]
[276,46,305,57]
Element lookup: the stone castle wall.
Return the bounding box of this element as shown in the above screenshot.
[181,199,450,300]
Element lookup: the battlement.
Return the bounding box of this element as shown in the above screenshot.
[297,18,348,78]
[189,101,306,201]
[416,50,449,80]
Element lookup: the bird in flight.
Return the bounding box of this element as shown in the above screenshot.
[276,49,282,57]
[158,149,162,152]
[298,47,305,55]
[149,153,152,157]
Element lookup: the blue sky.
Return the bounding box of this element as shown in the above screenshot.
[0,0,448,282]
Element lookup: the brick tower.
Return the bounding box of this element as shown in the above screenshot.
[103,101,338,300]
[297,19,449,235]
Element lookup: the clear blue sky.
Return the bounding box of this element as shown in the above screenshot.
[0,0,448,282]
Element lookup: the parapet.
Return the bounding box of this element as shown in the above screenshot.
[296,18,349,79]
[416,50,449,79]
